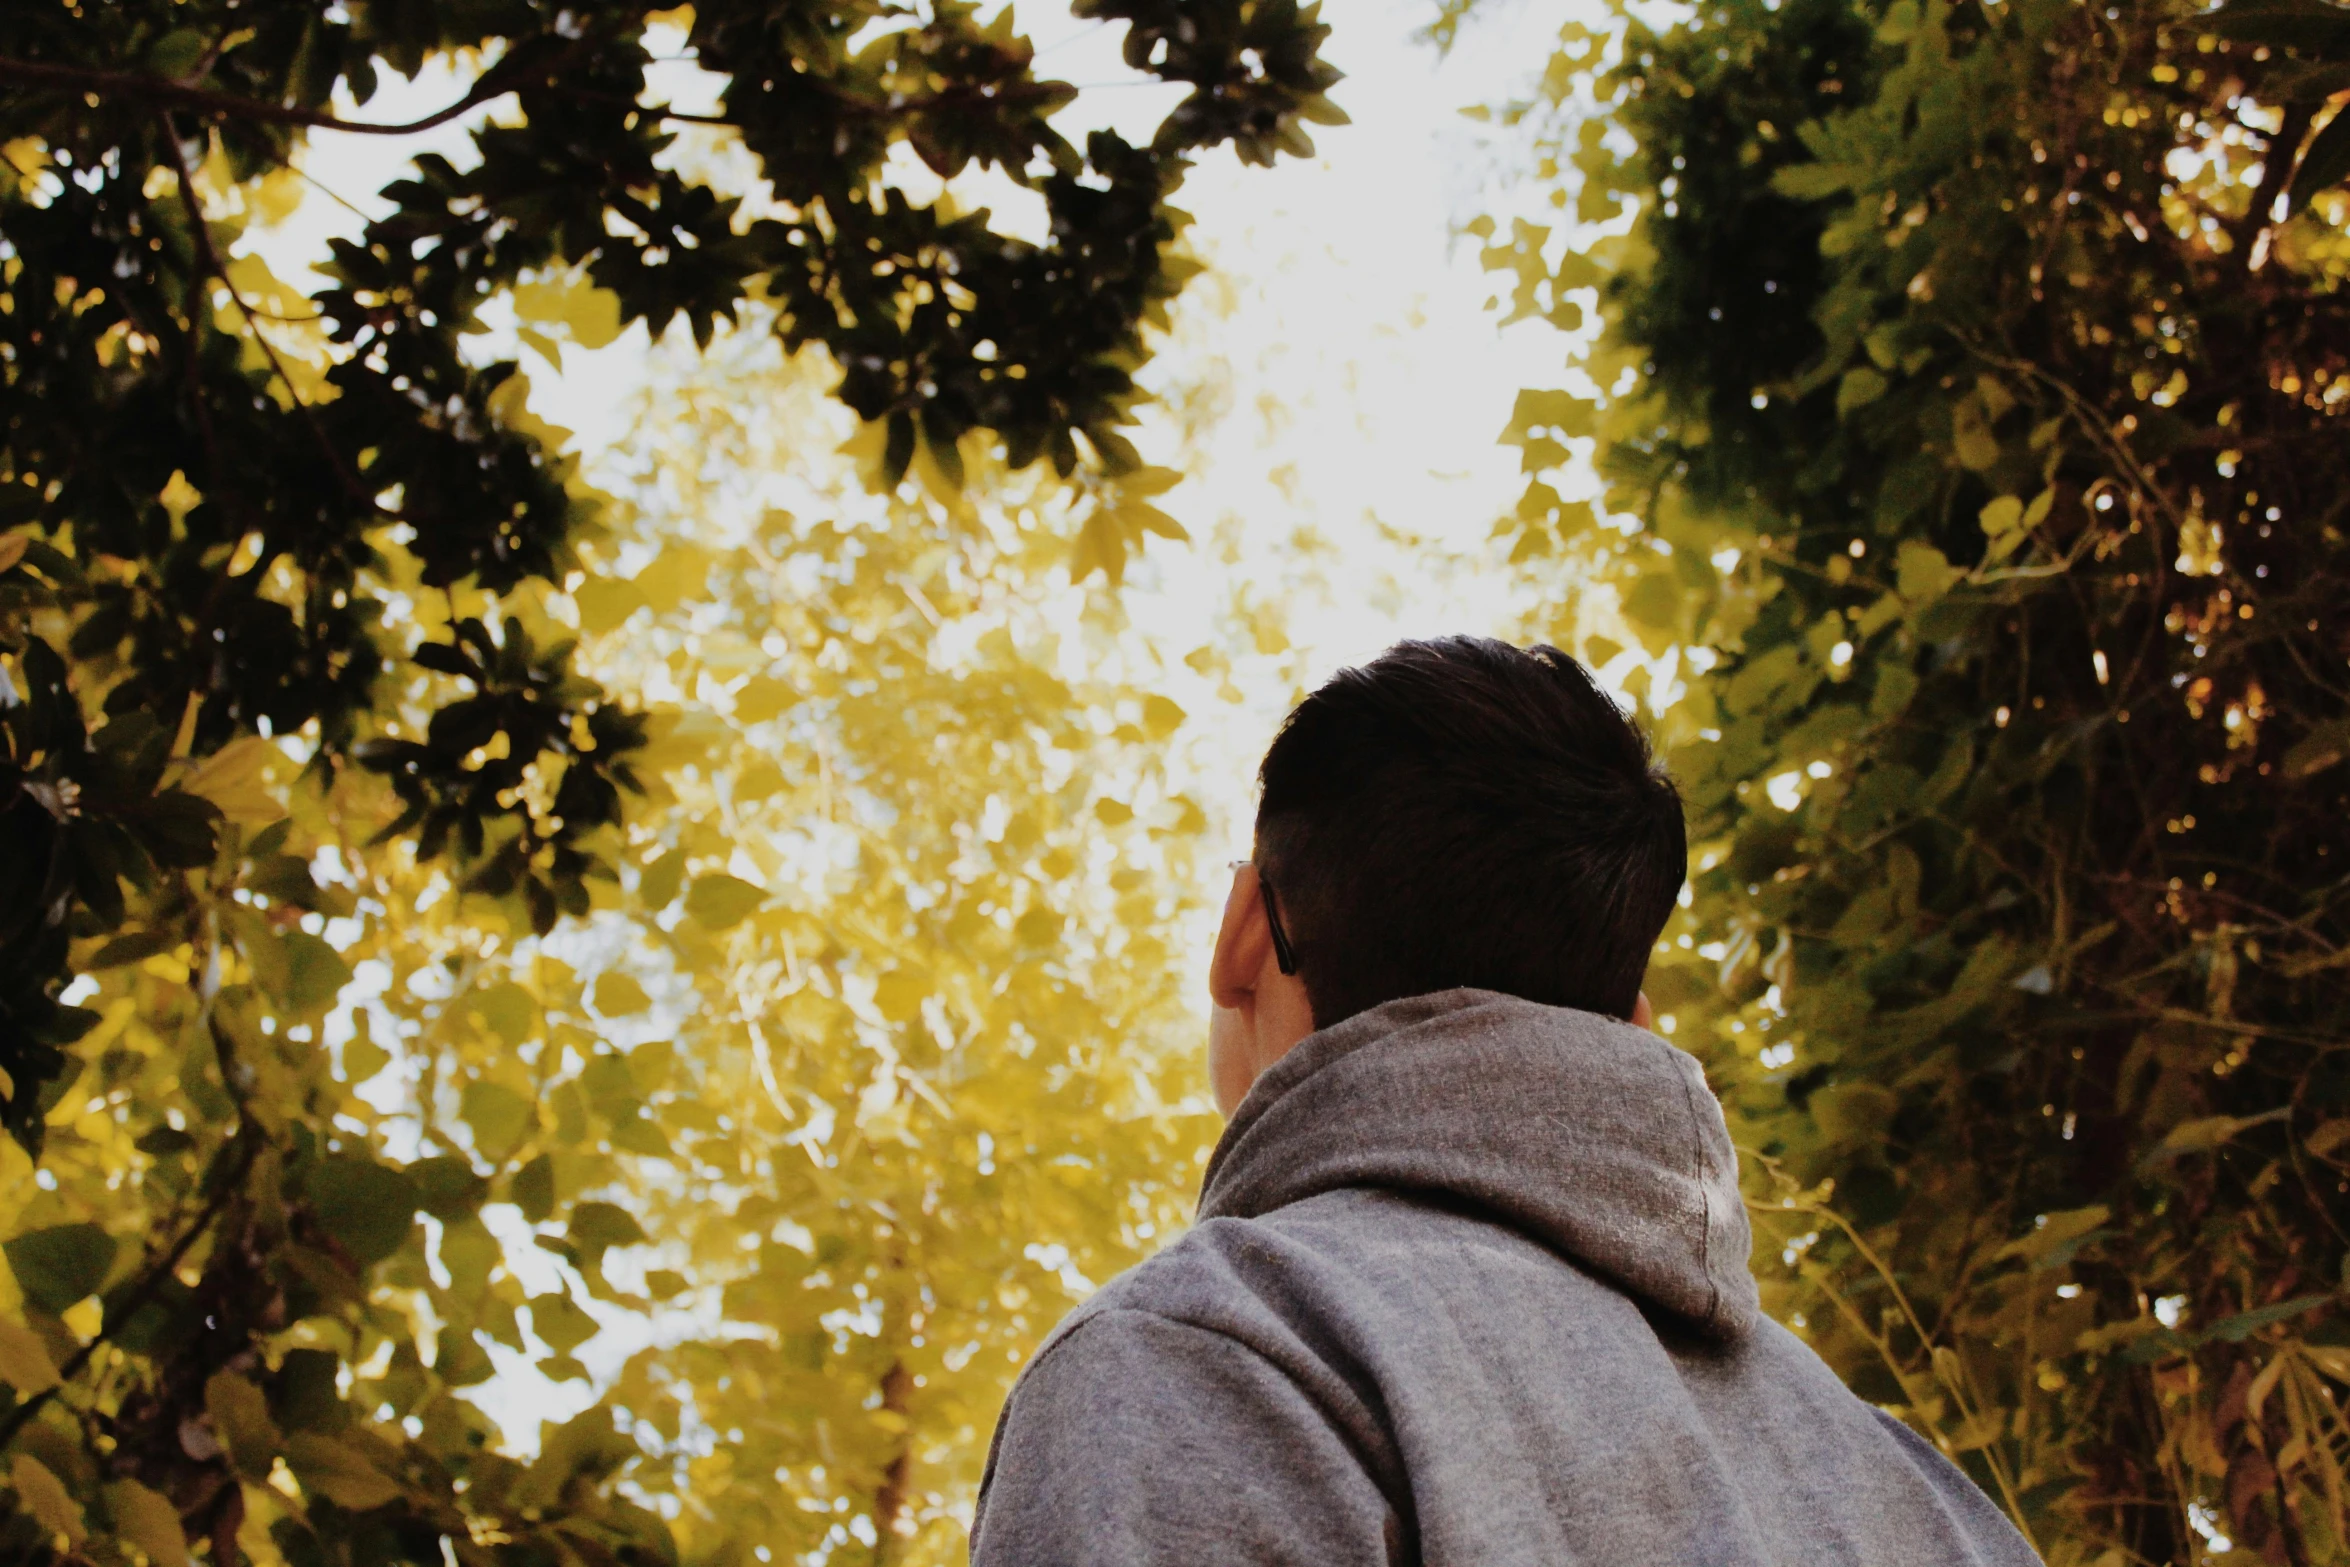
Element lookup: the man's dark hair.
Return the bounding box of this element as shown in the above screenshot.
[1253,637,1686,1028]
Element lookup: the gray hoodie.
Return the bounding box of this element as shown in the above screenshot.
[971,989,2043,1566]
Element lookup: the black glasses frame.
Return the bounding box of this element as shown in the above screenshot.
[1231,860,1300,976]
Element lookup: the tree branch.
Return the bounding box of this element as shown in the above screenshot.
[0,56,515,136]
[2231,99,2314,261]
[0,31,603,138]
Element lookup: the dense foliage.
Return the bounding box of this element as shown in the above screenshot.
[0,0,1337,1141]
[0,4,1329,1563]
[0,311,1229,1567]
[1471,0,2350,1559]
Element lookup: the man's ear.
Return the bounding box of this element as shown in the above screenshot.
[1631,990,1655,1032]
[1210,864,1275,1009]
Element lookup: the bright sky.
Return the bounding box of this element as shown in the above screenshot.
[273,0,1582,1448]
[266,0,1573,844]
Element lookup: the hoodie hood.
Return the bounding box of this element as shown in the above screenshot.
[1199,988,1759,1340]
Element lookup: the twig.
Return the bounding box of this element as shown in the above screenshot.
[156,114,377,526]
[0,1098,260,1449]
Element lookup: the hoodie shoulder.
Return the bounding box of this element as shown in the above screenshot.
[1045,1211,1332,1345]
[1197,988,1760,1339]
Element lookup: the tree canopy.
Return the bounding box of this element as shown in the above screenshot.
[1469,0,2350,1558]
[0,0,1337,1141]
[0,2,1330,1563]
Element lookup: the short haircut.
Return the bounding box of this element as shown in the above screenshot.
[1253,637,1686,1028]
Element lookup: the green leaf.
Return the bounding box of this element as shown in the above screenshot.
[1994,1205,2112,1267]
[468,982,537,1046]
[300,1157,418,1265]
[439,1215,500,1300]
[274,1348,344,1432]
[341,1023,391,1085]
[512,1153,557,1224]
[1811,1082,1900,1144]
[408,1154,490,1220]
[2285,719,2350,779]
[1620,572,1684,647]
[435,1324,496,1387]
[10,1455,84,1547]
[1836,367,1887,415]
[0,1316,58,1394]
[106,1480,190,1567]
[2203,1294,2334,1344]
[4,1223,118,1313]
[285,1432,401,1511]
[569,1201,647,1253]
[146,28,208,78]
[640,849,687,910]
[205,1370,282,1480]
[1895,541,1957,602]
[282,930,353,1015]
[610,1113,675,1159]
[460,1081,536,1160]
[685,873,766,930]
[528,1292,600,1355]
[86,928,178,969]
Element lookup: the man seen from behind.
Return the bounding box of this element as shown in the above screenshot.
[970,636,2043,1566]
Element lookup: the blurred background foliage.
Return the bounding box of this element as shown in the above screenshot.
[1464,0,2350,1559]
[0,0,1327,1562]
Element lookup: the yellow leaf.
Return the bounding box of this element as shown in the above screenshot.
[2157,1107,2289,1157]
[575,576,646,635]
[1118,466,1184,498]
[733,674,795,724]
[838,418,893,492]
[511,275,625,350]
[2247,1353,2286,1425]
[485,369,574,451]
[10,1455,85,1547]
[1119,500,1189,542]
[593,972,652,1018]
[1070,510,1126,586]
[159,470,203,528]
[0,1315,58,1394]
[249,167,305,226]
[874,968,927,1023]
[1141,695,1185,739]
[517,325,565,370]
[2305,1345,2350,1385]
[634,547,712,613]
